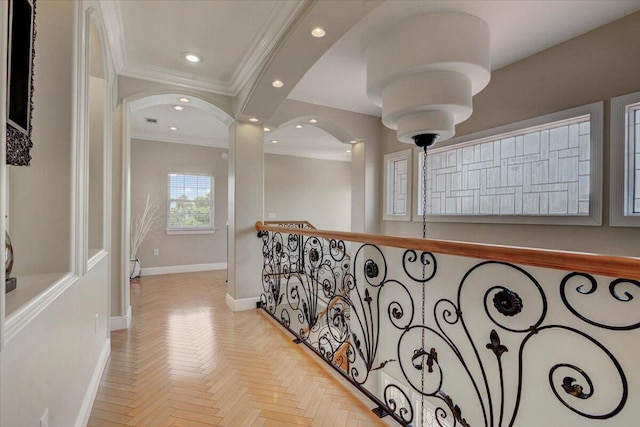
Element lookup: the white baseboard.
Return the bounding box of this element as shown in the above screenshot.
[226,293,259,311]
[110,304,131,331]
[75,337,111,427]
[141,262,227,276]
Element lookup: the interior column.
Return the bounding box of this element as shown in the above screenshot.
[226,121,264,310]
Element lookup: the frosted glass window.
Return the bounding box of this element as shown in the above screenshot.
[391,158,408,215]
[417,116,592,217]
[167,173,214,230]
[384,150,412,221]
[631,105,640,214]
[610,93,640,226]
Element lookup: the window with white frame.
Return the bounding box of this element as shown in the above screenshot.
[384,149,412,221]
[610,91,640,226]
[167,173,214,232]
[414,102,602,225]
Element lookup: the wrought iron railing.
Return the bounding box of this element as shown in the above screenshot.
[256,221,640,427]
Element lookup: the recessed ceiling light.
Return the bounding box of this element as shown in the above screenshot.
[311,27,326,38]
[169,126,178,131]
[179,97,190,103]
[309,119,318,123]
[271,140,278,144]
[173,105,184,111]
[182,52,202,63]
[272,80,284,88]
[249,117,259,122]
[350,140,358,144]
[295,125,303,129]
[346,149,352,153]
[264,127,271,132]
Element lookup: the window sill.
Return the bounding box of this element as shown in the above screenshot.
[166,228,217,235]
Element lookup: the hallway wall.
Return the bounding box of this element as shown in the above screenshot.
[130,138,228,269]
[264,154,352,231]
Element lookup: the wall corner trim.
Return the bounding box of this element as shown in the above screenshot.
[225,293,259,312]
[110,304,131,331]
[74,337,111,427]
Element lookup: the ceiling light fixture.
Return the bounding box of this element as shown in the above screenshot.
[295,125,303,129]
[311,27,326,38]
[367,12,490,145]
[173,105,184,111]
[346,150,352,153]
[272,80,284,88]
[179,97,190,103]
[271,140,278,144]
[249,117,259,122]
[182,52,202,63]
[264,127,271,132]
[309,119,318,123]
[350,140,358,144]
[169,126,178,131]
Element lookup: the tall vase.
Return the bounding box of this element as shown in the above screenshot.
[130,258,141,279]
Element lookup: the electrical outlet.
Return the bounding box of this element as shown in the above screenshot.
[153,248,159,256]
[95,313,99,333]
[40,409,49,427]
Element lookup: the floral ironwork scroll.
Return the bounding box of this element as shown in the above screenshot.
[257,228,639,426]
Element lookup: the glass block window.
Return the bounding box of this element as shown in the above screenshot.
[415,102,604,226]
[384,149,412,221]
[167,173,214,230]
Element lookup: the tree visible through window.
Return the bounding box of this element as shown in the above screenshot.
[167,173,214,230]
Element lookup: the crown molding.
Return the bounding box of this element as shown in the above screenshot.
[98,0,126,73]
[228,0,310,94]
[131,131,228,149]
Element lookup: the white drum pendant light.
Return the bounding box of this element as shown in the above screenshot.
[367,12,491,146]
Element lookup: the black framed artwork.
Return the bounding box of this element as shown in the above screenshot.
[6,0,36,166]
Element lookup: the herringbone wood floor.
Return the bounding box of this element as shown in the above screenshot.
[88,270,391,427]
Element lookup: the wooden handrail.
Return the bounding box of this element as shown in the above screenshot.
[256,221,640,280]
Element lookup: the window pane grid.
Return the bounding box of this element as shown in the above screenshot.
[168,173,213,229]
[631,105,640,214]
[391,158,408,215]
[418,116,591,216]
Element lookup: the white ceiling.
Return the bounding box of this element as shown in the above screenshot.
[289,0,640,116]
[104,0,305,94]
[119,0,640,157]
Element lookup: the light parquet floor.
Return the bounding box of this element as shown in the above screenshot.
[88,270,392,427]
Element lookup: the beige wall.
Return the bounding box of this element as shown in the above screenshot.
[130,139,228,268]
[111,104,123,316]
[8,1,74,275]
[88,76,106,252]
[270,100,381,233]
[382,12,640,258]
[264,154,351,231]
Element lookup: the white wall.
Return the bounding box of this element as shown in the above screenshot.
[130,139,228,268]
[264,154,351,231]
[382,12,640,258]
[1,257,110,427]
